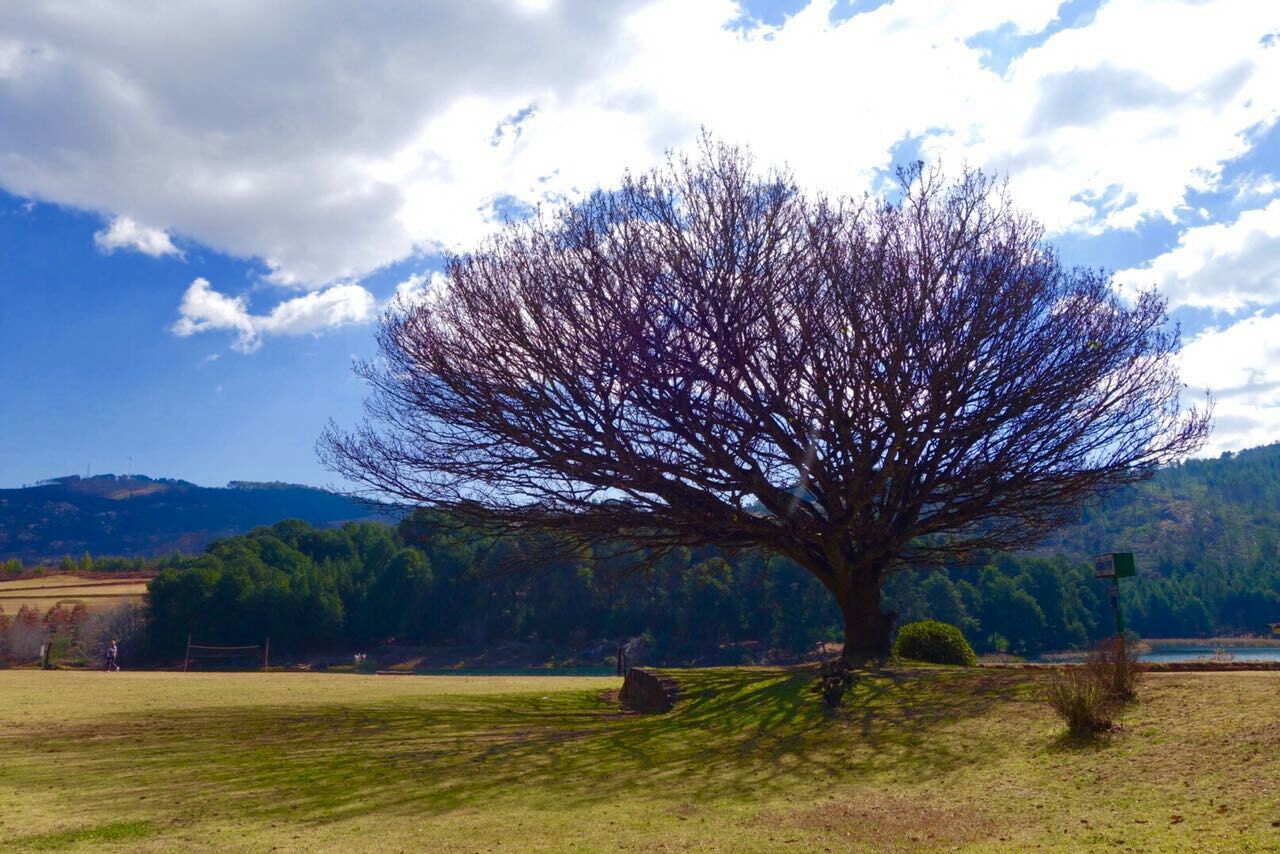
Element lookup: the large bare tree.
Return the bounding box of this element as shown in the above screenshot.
[322,141,1210,661]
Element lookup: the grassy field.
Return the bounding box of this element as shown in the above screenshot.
[0,575,148,614]
[1,667,1278,852]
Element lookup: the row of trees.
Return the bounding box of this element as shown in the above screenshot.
[3,554,157,577]
[139,513,1277,663]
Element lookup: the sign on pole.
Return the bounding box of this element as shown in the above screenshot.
[1094,552,1136,638]
[1093,552,1135,579]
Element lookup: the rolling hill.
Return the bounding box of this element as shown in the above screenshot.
[0,474,395,562]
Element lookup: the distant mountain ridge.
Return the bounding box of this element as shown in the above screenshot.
[4,442,1280,584]
[0,474,396,562]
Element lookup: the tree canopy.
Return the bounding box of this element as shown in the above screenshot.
[322,140,1210,659]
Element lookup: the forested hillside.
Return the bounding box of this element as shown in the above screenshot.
[13,444,1280,660]
[0,474,393,562]
[1041,442,1280,639]
[139,444,1279,661]
[886,442,1280,650]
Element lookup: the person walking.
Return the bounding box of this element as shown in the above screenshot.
[106,639,119,672]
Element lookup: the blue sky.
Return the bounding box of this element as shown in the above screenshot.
[2,0,1279,488]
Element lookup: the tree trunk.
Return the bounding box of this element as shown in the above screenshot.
[838,571,896,663]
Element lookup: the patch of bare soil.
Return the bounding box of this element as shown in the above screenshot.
[783,791,997,851]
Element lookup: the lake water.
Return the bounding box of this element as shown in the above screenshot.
[1039,644,1280,664]
[1140,646,1280,663]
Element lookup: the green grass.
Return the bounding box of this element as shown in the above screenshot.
[19,822,155,850]
[1,667,1278,851]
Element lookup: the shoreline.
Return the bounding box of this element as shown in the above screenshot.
[1140,635,1280,648]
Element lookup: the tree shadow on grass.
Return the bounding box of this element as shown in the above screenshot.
[2,665,1033,831]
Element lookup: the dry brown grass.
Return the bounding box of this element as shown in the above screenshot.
[0,575,147,614]
[786,791,997,850]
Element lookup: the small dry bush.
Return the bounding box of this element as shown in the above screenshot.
[1044,667,1114,736]
[1086,636,1142,702]
[1044,638,1143,737]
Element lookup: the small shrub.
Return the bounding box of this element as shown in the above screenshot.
[1086,636,1142,702]
[1044,638,1142,737]
[892,620,977,666]
[1044,667,1114,736]
[811,659,856,707]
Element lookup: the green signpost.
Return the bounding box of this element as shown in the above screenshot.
[1094,552,1135,638]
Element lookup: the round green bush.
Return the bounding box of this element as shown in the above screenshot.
[892,620,977,666]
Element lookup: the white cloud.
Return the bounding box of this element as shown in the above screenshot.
[1,0,1279,446]
[93,215,179,257]
[1230,173,1280,202]
[511,0,557,12]
[389,272,447,309]
[361,0,1075,252]
[4,0,1276,288]
[1179,312,1280,454]
[1114,199,1280,311]
[0,1,636,285]
[923,0,1280,234]
[392,273,428,304]
[172,277,375,352]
